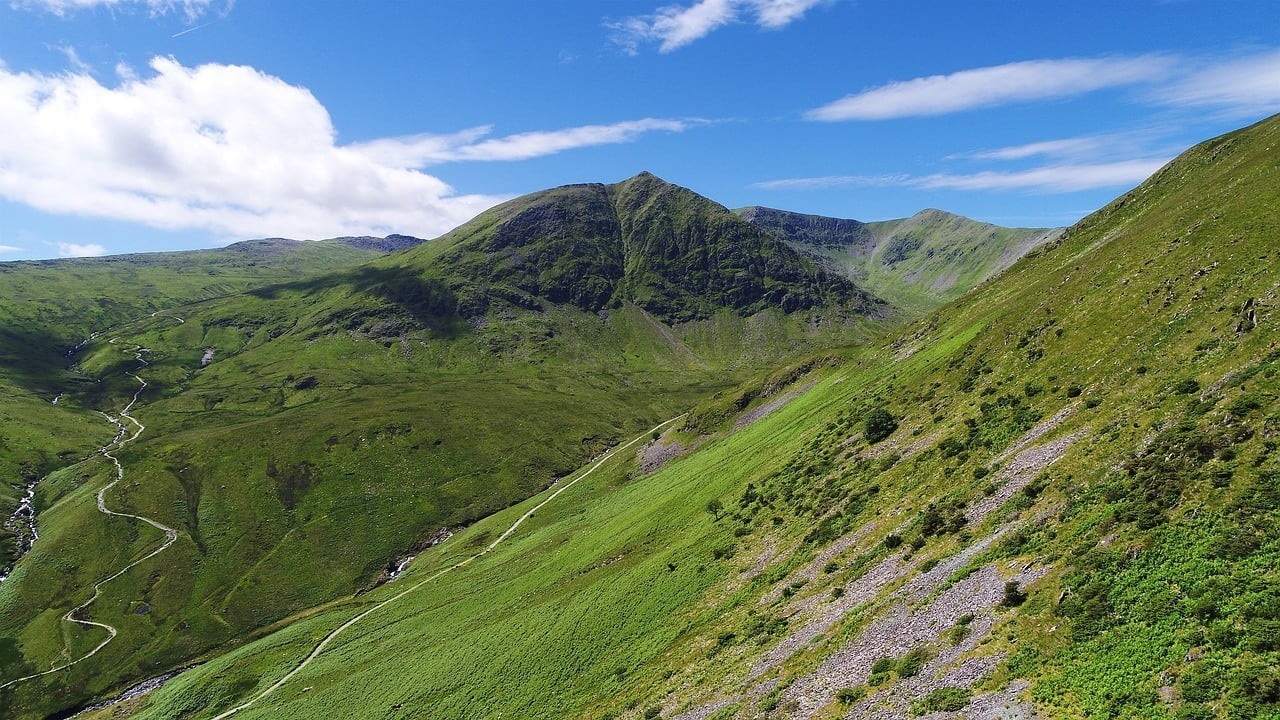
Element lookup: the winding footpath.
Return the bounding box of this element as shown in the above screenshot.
[210,415,682,720]
[0,346,179,692]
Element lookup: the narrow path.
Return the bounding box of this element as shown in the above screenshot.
[0,348,178,691]
[210,416,681,720]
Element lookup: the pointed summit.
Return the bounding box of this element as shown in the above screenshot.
[402,174,883,324]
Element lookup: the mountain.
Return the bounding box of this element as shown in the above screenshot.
[98,116,1280,720]
[737,205,1058,312]
[0,236,419,385]
[0,236,412,577]
[399,171,877,324]
[0,174,890,717]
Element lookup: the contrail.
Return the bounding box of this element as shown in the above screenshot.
[172,22,213,38]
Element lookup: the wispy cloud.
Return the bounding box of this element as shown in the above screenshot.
[912,159,1172,193]
[754,159,1170,194]
[56,242,106,257]
[354,118,696,168]
[14,0,225,19]
[962,137,1108,162]
[49,43,93,73]
[751,174,905,190]
[610,0,827,54]
[954,127,1183,163]
[0,244,22,253]
[1156,48,1280,117]
[807,56,1171,121]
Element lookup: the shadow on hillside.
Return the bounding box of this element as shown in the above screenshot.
[0,325,78,395]
[249,265,469,339]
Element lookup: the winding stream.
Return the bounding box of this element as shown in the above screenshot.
[0,480,39,583]
[0,345,179,691]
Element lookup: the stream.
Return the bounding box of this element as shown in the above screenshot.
[0,342,180,692]
[0,479,39,583]
[0,332,99,581]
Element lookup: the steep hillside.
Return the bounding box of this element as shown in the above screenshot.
[109,115,1280,720]
[738,206,1056,312]
[0,237,415,577]
[0,176,889,717]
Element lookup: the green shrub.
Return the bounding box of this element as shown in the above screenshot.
[836,686,867,704]
[1175,378,1202,394]
[916,687,971,714]
[864,408,899,444]
[897,648,927,677]
[1002,581,1027,607]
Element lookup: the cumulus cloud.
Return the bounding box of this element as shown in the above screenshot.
[754,159,1170,194]
[1156,48,1280,117]
[807,56,1171,121]
[0,57,690,241]
[611,0,827,54]
[14,0,221,18]
[56,242,107,257]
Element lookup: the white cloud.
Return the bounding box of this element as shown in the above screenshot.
[0,244,22,253]
[354,118,693,167]
[14,0,221,19]
[0,58,689,241]
[611,0,826,54]
[911,159,1172,193]
[955,127,1183,163]
[963,137,1107,162]
[754,159,1170,194]
[751,174,905,190]
[1157,49,1280,117]
[50,44,93,74]
[753,0,825,28]
[56,242,107,257]
[807,56,1171,121]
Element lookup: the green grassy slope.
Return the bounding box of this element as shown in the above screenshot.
[0,177,891,718]
[0,238,404,576]
[117,114,1280,720]
[738,206,1057,313]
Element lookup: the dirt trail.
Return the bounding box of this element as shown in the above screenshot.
[208,416,682,720]
[0,348,178,691]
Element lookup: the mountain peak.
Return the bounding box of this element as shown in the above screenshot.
[404,175,880,323]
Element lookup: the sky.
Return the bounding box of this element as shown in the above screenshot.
[0,1,1278,260]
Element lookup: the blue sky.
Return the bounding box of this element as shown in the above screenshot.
[1,0,1278,260]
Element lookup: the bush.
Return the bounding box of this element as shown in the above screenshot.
[912,687,972,714]
[1002,580,1027,607]
[836,687,867,704]
[1175,377,1201,394]
[1066,383,1083,398]
[864,408,899,444]
[884,534,903,549]
[897,648,926,677]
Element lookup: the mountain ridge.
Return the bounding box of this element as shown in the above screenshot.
[737,205,1058,312]
[82,114,1280,720]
